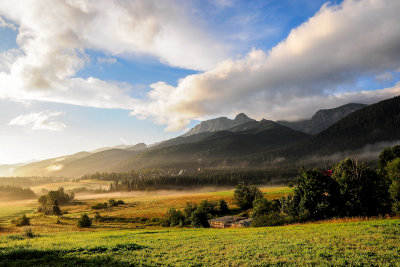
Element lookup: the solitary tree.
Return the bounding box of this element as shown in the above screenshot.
[234,183,263,210]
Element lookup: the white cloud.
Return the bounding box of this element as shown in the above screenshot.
[9,110,67,131]
[97,57,117,64]
[0,0,400,132]
[131,0,400,130]
[0,15,16,30]
[0,0,229,118]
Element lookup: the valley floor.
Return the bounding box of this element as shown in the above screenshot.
[0,218,399,266]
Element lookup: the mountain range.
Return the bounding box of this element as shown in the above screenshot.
[3,95,400,177]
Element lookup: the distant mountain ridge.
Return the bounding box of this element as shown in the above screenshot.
[182,113,255,137]
[7,97,399,178]
[278,103,367,134]
[269,96,400,160]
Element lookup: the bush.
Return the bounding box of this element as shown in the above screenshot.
[108,199,125,207]
[13,214,31,227]
[24,228,35,238]
[251,212,286,227]
[77,213,92,228]
[94,212,102,222]
[91,203,108,209]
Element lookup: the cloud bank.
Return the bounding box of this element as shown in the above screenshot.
[0,0,400,131]
[9,110,67,131]
[0,0,228,110]
[132,0,400,130]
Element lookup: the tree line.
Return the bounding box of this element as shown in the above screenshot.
[164,145,400,228]
[0,185,36,200]
[81,169,290,191]
[253,145,400,226]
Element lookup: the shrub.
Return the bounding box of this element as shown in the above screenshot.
[77,213,92,228]
[108,199,125,207]
[24,228,35,238]
[251,212,285,227]
[94,212,102,222]
[13,214,31,227]
[91,203,108,209]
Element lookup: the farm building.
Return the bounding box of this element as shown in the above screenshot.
[208,216,252,229]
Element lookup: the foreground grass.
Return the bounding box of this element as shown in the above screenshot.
[0,218,399,266]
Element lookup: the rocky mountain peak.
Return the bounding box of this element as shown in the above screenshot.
[182,113,254,137]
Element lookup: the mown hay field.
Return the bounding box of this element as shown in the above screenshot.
[0,218,399,266]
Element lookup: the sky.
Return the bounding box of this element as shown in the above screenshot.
[0,0,400,164]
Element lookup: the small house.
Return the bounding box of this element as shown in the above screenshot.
[208,216,252,228]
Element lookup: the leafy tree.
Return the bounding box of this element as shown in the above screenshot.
[183,202,197,225]
[386,158,400,214]
[37,187,73,215]
[378,145,400,170]
[332,158,391,216]
[218,199,229,214]
[252,197,271,218]
[189,209,209,228]
[234,183,263,210]
[295,169,340,220]
[77,213,92,228]
[164,208,185,227]
[198,200,217,216]
[52,200,61,216]
[279,195,300,218]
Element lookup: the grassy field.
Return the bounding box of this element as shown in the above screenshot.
[0,218,399,266]
[0,202,36,226]
[61,186,292,219]
[1,185,399,265]
[0,186,292,231]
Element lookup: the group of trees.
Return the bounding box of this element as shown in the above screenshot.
[0,177,67,188]
[250,145,400,227]
[82,169,278,191]
[91,199,124,210]
[164,199,229,228]
[165,145,400,228]
[0,186,36,200]
[37,187,74,215]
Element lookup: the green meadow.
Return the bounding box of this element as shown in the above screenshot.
[0,205,36,226]
[1,218,399,266]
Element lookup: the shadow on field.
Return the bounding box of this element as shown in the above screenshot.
[0,244,150,267]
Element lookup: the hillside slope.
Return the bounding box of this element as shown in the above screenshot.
[270,96,400,160]
[116,120,309,170]
[277,103,366,134]
[13,149,140,177]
